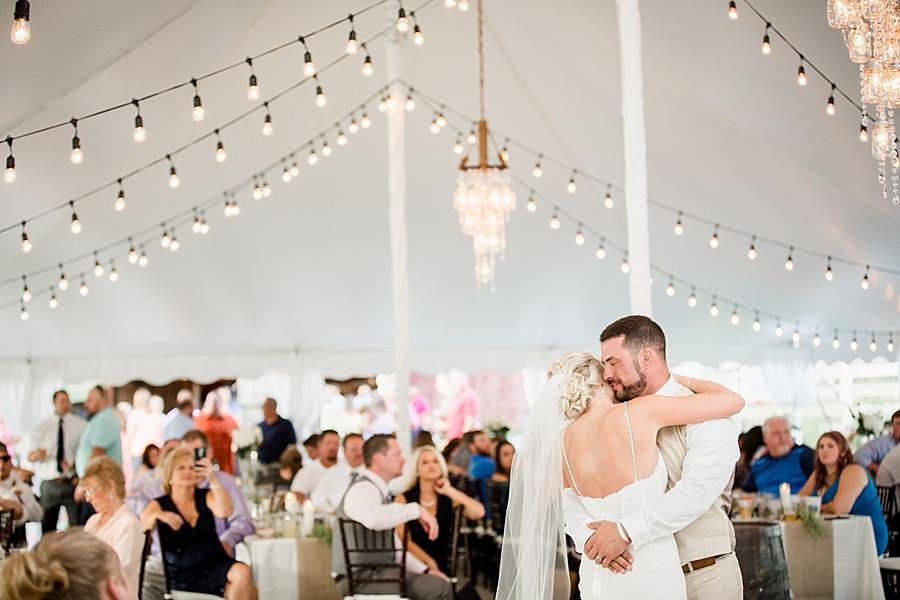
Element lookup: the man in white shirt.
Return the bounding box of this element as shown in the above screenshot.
[0,442,43,529]
[311,433,365,514]
[568,316,741,600]
[334,434,451,600]
[163,390,196,442]
[291,429,340,501]
[26,389,87,532]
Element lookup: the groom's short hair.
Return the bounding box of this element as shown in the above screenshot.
[600,315,666,360]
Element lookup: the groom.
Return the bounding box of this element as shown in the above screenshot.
[569,315,742,599]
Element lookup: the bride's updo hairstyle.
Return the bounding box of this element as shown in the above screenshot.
[0,528,121,600]
[548,352,604,420]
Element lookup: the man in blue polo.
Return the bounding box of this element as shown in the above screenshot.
[740,416,814,494]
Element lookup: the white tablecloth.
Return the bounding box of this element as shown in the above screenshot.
[781,515,884,600]
[238,535,339,600]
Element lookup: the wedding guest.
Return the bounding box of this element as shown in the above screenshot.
[442,438,463,476]
[799,431,888,554]
[126,439,178,514]
[311,433,364,513]
[257,398,296,465]
[414,431,436,449]
[449,432,474,474]
[164,391,196,442]
[734,425,764,491]
[0,442,43,530]
[279,446,303,483]
[0,528,131,600]
[855,409,900,475]
[740,416,814,494]
[396,446,485,577]
[193,391,238,474]
[491,440,515,483]
[140,448,256,599]
[123,389,163,475]
[302,434,320,462]
[76,386,123,477]
[82,457,143,598]
[27,389,86,533]
[137,444,160,477]
[467,430,496,486]
[291,429,340,502]
[333,435,451,600]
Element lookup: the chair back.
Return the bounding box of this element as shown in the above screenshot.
[878,485,897,518]
[338,517,408,597]
[486,480,509,536]
[138,530,154,600]
[0,509,14,551]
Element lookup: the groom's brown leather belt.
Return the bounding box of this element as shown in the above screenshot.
[681,553,728,574]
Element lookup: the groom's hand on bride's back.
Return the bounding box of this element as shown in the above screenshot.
[584,520,633,574]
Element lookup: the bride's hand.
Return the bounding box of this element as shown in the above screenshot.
[673,373,695,392]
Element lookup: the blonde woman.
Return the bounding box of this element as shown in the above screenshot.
[140,447,256,599]
[0,528,130,600]
[82,456,143,600]
[395,445,485,578]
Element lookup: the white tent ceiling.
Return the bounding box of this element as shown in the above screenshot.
[0,0,898,378]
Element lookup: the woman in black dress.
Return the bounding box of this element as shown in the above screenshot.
[395,446,485,577]
[140,447,256,599]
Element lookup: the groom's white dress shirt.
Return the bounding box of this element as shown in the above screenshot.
[568,376,739,564]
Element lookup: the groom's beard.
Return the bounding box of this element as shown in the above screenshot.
[612,362,648,402]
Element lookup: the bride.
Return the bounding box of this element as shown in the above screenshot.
[496,352,744,599]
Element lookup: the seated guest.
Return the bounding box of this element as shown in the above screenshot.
[333,435,451,600]
[396,446,485,577]
[0,528,131,600]
[448,433,473,476]
[140,448,256,599]
[126,439,178,513]
[278,446,303,483]
[311,433,365,514]
[799,431,888,554]
[740,416,814,494]
[442,438,464,476]
[492,440,515,483]
[855,409,900,475]
[257,397,297,465]
[136,444,160,477]
[734,425,764,491]
[291,429,340,502]
[163,391,196,442]
[302,433,320,462]
[82,456,143,599]
[0,442,43,531]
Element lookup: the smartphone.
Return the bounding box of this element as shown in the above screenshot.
[193,447,207,463]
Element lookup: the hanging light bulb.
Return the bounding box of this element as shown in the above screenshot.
[861,265,870,290]
[860,112,869,142]
[215,132,227,163]
[709,298,720,317]
[761,24,771,55]
[262,105,274,136]
[688,288,698,308]
[526,193,537,212]
[138,248,149,267]
[360,112,372,128]
[792,326,801,344]
[458,0,469,10]
[4,137,15,183]
[79,278,89,297]
[596,241,606,259]
[69,202,81,234]
[69,119,83,164]
[167,156,180,188]
[282,165,292,183]
[747,236,757,260]
[430,117,441,134]
[169,234,180,252]
[666,279,676,296]
[48,291,58,310]
[775,321,784,337]
[246,58,260,100]
[850,332,859,351]
[500,141,510,162]
[604,188,614,209]
[813,330,821,347]
[379,96,389,112]
[10,0,31,45]
[321,140,332,157]
[784,247,794,271]
[336,129,347,146]
[315,80,327,108]
[19,303,28,321]
[345,17,359,55]
[192,213,202,233]
[574,227,585,245]
[132,100,146,143]
[349,118,360,134]
[797,59,807,86]
[437,112,447,128]
[160,228,171,248]
[674,212,684,235]
[453,137,464,155]
[396,7,409,32]
[200,215,209,235]
[405,93,416,112]
[115,180,126,211]
[832,331,841,349]
[825,257,834,281]
[20,222,30,253]
[709,225,720,249]
[826,85,836,115]
[290,158,300,177]
[412,13,424,45]
[728,0,738,20]
[128,240,138,264]
[21,277,30,303]
[108,262,119,282]
[887,335,895,353]
[549,212,560,230]
[532,156,543,178]
[467,128,477,145]
[231,198,241,216]
[300,37,316,76]
[730,307,740,325]
[752,314,762,332]
[870,333,878,353]
[191,79,205,122]
[621,256,631,274]
[58,266,68,291]
[307,147,318,165]
[362,52,374,77]
[252,179,263,200]
[262,179,271,197]
[567,171,577,194]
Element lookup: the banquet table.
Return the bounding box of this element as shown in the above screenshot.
[238,535,339,600]
[778,515,883,600]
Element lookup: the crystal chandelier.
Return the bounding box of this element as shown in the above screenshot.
[828,0,900,205]
[453,0,516,288]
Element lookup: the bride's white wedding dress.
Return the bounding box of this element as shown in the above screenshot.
[562,404,687,599]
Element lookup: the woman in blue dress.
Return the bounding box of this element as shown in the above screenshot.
[799,431,888,554]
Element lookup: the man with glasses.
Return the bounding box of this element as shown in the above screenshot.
[27,389,87,533]
[0,442,43,532]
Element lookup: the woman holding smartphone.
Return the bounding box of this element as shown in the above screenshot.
[140,447,257,599]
